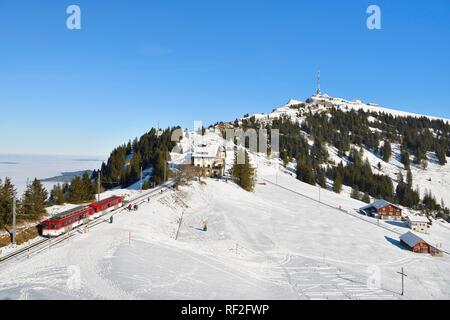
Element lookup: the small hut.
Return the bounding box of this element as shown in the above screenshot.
[400,232,430,254]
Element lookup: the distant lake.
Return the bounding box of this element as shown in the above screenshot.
[0,154,105,196]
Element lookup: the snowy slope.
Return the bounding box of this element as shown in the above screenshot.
[240,94,450,207]
[1,157,450,300]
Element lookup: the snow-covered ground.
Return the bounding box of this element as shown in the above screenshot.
[1,157,449,300]
[1,98,450,300]
[0,154,105,195]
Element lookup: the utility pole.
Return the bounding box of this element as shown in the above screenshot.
[97,171,101,202]
[12,197,16,246]
[397,267,407,296]
[140,166,143,192]
[276,163,278,185]
[164,156,167,183]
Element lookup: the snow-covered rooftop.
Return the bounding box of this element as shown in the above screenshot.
[192,144,220,158]
[360,199,398,211]
[406,215,430,223]
[400,231,427,247]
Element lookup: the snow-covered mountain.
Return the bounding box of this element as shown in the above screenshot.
[235,93,450,208]
[241,93,450,125]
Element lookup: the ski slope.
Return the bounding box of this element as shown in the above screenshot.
[1,158,449,300]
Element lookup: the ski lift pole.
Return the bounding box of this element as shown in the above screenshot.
[12,197,16,246]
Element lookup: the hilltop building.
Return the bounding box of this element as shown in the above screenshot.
[192,144,225,177]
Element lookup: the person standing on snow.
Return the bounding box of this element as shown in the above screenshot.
[201,219,208,232]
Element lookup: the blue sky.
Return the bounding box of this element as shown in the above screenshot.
[0,0,449,156]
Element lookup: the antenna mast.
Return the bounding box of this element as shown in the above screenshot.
[316,68,321,96]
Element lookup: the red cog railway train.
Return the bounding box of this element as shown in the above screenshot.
[41,195,124,237]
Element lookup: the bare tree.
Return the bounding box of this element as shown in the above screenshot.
[172,165,204,189]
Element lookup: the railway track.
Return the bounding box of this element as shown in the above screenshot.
[0,182,174,266]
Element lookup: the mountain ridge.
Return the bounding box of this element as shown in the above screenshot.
[240,93,450,124]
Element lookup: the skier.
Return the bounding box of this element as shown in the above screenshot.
[201,219,208,232]
[110,216,114,224]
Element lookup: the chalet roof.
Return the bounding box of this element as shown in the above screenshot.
[406,215,430,223]
[400,231,427,247]
[192,144,220,159]
[360,199,401,211]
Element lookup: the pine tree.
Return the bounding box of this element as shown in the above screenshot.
[0,178,17,227]
[232,150,255,192]
[362,192,371,204]
[435,140,447,165]
[81,171,95,201]
[296,160,315,186]
[316,167,327,188]
[280,150,289,165]
[406,170,413,189]
[311,139,329,166]
[397,171,404,185]
[351,186,362,200]
[423,189,439,211]
[154,147,169,186]
[67,176,84,203]
[128,152,142,185]
[401,148,411,170]
[22,179,48,219]
[333,174,343,194]
[49,184,65,205]
[380,141,392,162]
